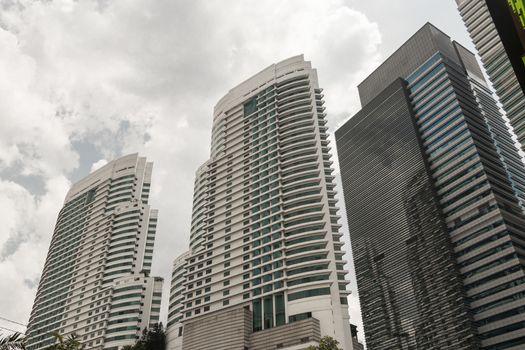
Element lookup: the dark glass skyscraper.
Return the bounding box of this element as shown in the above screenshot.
[336,23,525,350]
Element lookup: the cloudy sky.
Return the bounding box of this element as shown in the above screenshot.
[0,0,473,340]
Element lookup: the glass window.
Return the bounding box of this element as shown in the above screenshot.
[253,298,262,331]
[263,296,273,329]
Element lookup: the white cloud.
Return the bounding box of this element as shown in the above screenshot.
[0,25,78,178]
[90,159,108,173]
[0,0,383,334]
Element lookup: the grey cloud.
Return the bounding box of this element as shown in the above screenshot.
[1,228,32,261]
[70,139,105,183]
[23,276,40,289]
[0,0,24,14]
[0,166,47,197]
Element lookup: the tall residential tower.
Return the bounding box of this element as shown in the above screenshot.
[336,24,525,350]
[456,0,525,151]
[167,56,353,350]
[26,154,163,350]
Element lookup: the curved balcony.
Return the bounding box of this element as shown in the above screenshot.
[281,120,314,137]
[281,147,317,165]
[283,201,324,220]
[282,165,318,181]
[108,236,137,250]
[283,212,325,231]
[279,124,315,143]
[278,97,311,115]
[286,239,327,255]
[283,195,323,214]
[112,223,139,234]
[277,84,310,100]
[108,184,134,196]
[280,139,315,155]
[280,133,316,150]
[276,76,310,93]
[279,115,313,133]
[287,275,332,290]
[278,104,313,119]
[284,218,326,237]
[282,187,322,207]
[282,178,321,194]
[280,154,319,172]
[106,257,134,271]
[278,108,312,123]
[286,258,331,278]
[277,90,311,106]
[286,265,331,284]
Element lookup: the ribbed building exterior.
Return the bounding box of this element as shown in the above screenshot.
[166,251,189,349]
[167,56,353,350]
[336,24,525,350]
[26,154,163,350]
[455,0,525,152]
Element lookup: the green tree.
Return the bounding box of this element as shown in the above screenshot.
[141,323,165,350]
[125,323,166,350]
[0,332,25,350]
[307,336,343,350]
[46,332,83,350]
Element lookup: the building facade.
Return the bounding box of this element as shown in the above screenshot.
[166,251,189,350]
[26,154,163,350]
[337,24,525,350]
[456,0,525,151]
[350,324,364,350]
[167,56,353,350]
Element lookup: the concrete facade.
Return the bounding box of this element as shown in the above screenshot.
[180,305,321,350]
[167,56,353,350]
[181,306,252,350]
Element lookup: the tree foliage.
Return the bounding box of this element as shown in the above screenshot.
[125,323,166,350]
[0,332,25,350]
[307,336,343,350]
[46,333,83,350]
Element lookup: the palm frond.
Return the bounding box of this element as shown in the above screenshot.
[0,332,26,350]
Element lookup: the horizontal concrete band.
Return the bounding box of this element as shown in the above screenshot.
[182,305,321,350]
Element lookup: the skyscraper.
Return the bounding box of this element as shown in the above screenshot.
[166,251,189,350]
[350,324,364,350]
[26,154,163,350]
[456,0,525,151]
[336,23,525,350]
[166,56,353,350]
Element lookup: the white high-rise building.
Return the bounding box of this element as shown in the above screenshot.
[26,154,163,350]
[166,251,189,350]
[167,56,353,350]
